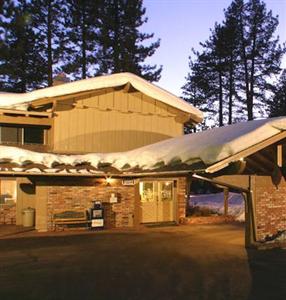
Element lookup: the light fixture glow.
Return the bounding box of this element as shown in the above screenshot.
[105,176,112,185]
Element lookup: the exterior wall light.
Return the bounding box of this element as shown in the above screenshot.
[105,176,113,185]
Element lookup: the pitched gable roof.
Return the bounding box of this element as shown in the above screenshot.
[0,72,203,123]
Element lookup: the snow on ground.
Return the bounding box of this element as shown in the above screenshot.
[189,192,245,221]
[0,117,286,174]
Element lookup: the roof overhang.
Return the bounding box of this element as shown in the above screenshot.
[0,73,203,124]
[206,131,286,174]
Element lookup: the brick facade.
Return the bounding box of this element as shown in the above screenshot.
[254,176,286,241]
[0,204,16,224]
[43,176,188,231]
[46,180,135,231]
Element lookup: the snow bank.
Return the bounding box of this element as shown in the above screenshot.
[189,192,245,221]
[0,72,203,122]
[0,117,286,174]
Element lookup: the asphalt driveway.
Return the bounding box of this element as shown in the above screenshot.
[0,224,285,300]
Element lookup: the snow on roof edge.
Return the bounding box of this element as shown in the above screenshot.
[0,72,203,123]
[1,117,286,176]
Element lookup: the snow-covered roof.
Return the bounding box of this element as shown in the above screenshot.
[0,72,203,123]
[0,117,286,176]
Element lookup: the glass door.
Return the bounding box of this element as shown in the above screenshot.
[157,181,174,222]
[139,181,175,223]
[139,182,157,223]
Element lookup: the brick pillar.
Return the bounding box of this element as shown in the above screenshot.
[177,177,187,223]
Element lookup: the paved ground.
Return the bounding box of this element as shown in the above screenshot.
[0,224,286,300]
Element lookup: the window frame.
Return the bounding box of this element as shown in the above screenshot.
[0,125,46,146]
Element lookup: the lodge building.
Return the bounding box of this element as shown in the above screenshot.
[1,72,286,248]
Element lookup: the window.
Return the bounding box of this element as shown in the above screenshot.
[140,182,155,202]
[0,179,17,205]
[0,125,45,145]
[0,126,22,143]
[24,127,44,144]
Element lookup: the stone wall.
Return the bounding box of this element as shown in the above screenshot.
[0,204,16,224]
[46,180,135,231]
[254,176,286,241]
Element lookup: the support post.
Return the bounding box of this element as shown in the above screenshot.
[277,144,283,167]
[224,188,229,216]
[35,183,48,232]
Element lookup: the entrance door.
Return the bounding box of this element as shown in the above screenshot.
[139,180,175,223]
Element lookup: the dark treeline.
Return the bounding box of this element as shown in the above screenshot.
[182,0,286,127]
[0,0,162,92]
[269,70,286,118]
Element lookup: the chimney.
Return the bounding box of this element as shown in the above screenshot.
[53,73,70,86]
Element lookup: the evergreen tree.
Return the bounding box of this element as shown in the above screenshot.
[183,22,237,127]
[183,0,285,127]
[228,0,285,120]
[97,0,162,82]
[62,0,100,79]
[221,9,240,124]
[208,24,227,126]
[30,0,66,86]
[269,70,286,117]
[0,0,46,92]
[182,49,219,127]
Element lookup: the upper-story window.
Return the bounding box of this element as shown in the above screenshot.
[24,127,45,144]
[0,126,22,143]
[0,125,45,145]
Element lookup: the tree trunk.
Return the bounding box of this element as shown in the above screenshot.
[113,0,120,72]
[81,1,87,79]
[228,54,234,125]
[20,1,27,92]
[47,0,53,86]
[239,11,252,120]
[219,69,224,127]
[249,29,257,121]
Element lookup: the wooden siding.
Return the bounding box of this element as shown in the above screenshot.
[53,90,185,153]
[0,114,52,126]
[16,178,36,225]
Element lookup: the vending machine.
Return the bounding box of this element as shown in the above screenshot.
[90,201,104,229]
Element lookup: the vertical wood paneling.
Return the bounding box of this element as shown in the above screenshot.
[142,95,155,115]
[128,92,142,112]
[53,90,185,153]
[117,91,128,112]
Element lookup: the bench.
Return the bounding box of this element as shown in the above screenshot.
[53,209,90,230]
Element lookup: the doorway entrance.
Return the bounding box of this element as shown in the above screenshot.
[139,180,175,223]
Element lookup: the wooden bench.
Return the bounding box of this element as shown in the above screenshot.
[53,209,90,230]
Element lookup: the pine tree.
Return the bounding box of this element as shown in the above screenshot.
[209,24,227,126]
[97,0,162,82]
[0,0,46,92]
[62,0,100,79]
[234,0,285,120]
[183,23,234,127]
[183,0,285,127]
[182,49,219,127]
[269,70,286,117]
[30,0,66,86]
[221,9,240,124]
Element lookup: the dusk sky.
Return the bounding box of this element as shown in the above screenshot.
[142,0,286,96]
